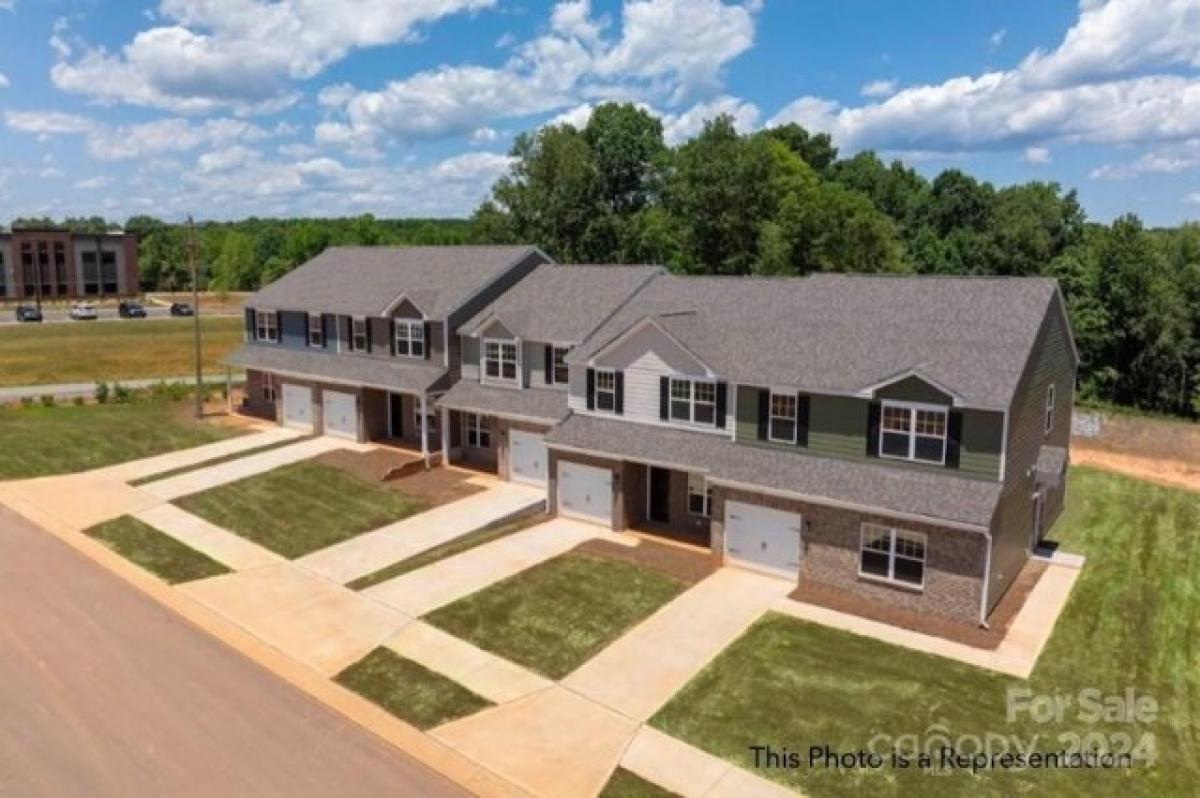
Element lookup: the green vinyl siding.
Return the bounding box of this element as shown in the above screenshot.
[735,385,761,443]
[808,395,868,459]
[958,408,1004,479]
[874,375,954,405]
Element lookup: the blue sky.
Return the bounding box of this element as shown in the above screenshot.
[0,0,1197,225]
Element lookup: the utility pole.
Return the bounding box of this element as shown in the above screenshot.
[189,216,203,420]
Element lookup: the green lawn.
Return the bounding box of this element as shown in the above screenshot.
[173,461,427,559]
[0,402,245,479]
[335,647,492,730]
[599,768,681,797]
[650,467,1200,797]
[0,316,245,386]
[128,436,310,486]
[346,513,548,590]
[425,552,687,679]
[86,515,229,584]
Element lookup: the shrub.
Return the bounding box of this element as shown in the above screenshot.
[94,381,110,404]
[73,396,85,406]
[40,395,55,408]
[20,396,33,408]
[113,383,132,404]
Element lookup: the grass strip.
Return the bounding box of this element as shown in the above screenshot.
[334,647,492,730]
[85,514,230,584]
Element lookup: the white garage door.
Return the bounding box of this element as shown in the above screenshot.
[558,461,613,527]
[509,430,547,486]
[724,501,801,580]
[322,389,359,440]
[281,384,313,432]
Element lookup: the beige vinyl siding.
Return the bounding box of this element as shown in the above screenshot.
[568,366,588,412]
[525,341,548,388]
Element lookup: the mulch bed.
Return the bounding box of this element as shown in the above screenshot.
[575,536,718,585]
[787,558,1049,650]
[314,449,485,506]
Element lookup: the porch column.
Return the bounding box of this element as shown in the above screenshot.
[419,393,430,468]
[225,365,233,414]
[440,405,450,465]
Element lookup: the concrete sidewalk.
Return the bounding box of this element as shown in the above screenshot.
[563,568,792,721]
[133,504,285,572]
[297,481,546,585]
[363,518,602,617]
[0,373,242,403]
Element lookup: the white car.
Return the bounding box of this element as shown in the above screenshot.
[69,302,98,321]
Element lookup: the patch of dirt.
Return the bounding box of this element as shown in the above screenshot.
[787,559,1049,650]
[314,448,485,505]
[575,536,717,585]
[1071,446,1200,493]
[1074,413,1200,464]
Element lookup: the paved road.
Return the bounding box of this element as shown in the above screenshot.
[0,505,467,798]
[0,374,243,403]
[0,307,240,325]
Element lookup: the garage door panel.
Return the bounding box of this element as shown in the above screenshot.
[509,430,547,486]
[323,390,359,440]
[724,501,801,580]
[281,384,313,432]
[558,461,613,527]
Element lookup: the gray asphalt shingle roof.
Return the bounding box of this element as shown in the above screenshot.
[460,263,661,342]
[437,381,568,424]
[246,245,542,319]
[226,344,448,394]
[571,273,1062,411]
[544,414,1002,528]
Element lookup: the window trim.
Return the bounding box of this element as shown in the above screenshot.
[551,346,570,385]
[1044,383,1056,434]
[483,337,519,383]
[878,400,948,465]
[464,412,490,448]
[394,320,425,358]
[768,392,798,444]
[262,373,277,403]
[669,377,718,427]
[594,368,617,413]
[255,310,279,343]
[687,473,712,518]
[350,317,369,353]
[858,523,926,590]
[307,314,323,348]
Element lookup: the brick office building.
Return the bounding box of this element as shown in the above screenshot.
[0,227,140,301]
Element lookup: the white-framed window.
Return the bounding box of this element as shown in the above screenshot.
[255,310,278,342]
[859,524,926,588]
[594,369,617,412]
[484,339,518,382]
[262,373,276,403]
[308,314,323,347]
[552,346,570,385]
[394,320,424,358]
[769,393,798,443]
[687,473,712,517]
[465,413,490,448]
[351,318,369,352]
[670,378,717,425]
[1044,383,1056,434]
[879,401,948,464]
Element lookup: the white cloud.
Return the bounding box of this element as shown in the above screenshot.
[49,0,498,113]
[0,73,8,89]
[470,126,500,144]
[0,1,14,11]
[860,79,897,98]
[1023,146,1052,164]
[1090,139,1200,179]
[5,110,93,136]
[1186,192,1200,204]
[546,103,597,129]
[661,95,759,144]
[430,151,514,180]
[768,0,1200,155]
[75,175,114,190]
[5,110,269,160]
[988,28,1006,50]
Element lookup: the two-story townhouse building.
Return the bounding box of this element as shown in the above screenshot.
[436,263,661,485]
[543,273,1076,627]
[227,245,550,462]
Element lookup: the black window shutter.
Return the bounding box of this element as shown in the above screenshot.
[424,322,432,360]
[615,371,625,415]
[659,376,669,420]
[389,319,396,356]
[365,319,372,353]
[946,410,963,469]
[715,381,727,428]
[245,307,255,338]
[757,389,769,440]
[544,346,553,385]
[586,368,596,411]
[866,402,881,457]
[321,313,331,348]
[796,394,810,447]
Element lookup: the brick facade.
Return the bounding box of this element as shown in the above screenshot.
[449,412,553,481]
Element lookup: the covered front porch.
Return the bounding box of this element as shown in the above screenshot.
[622,461,713,549]
[361,388,443,464]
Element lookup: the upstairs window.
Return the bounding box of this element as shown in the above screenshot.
[395,321,424,357]
[769,393,798,443]
[1044,383,1056,434]
[351,318,368,352]
[552,346,570,385]
[880,401,947,465]
[255,310,278,343]
[670,379,717,425]
[308,314,323,347]
[595,369,616,412]
[860,524,926,588]
[484,339,518,382]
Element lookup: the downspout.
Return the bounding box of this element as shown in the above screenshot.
[978,526,993,629]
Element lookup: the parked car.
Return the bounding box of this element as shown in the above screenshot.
[118,301,147,318]
[69,301,98,321]
[14,304,42,323]
[169,302,194,316]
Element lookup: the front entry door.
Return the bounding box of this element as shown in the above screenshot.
[649,467,671,524]
[389,393,404,438]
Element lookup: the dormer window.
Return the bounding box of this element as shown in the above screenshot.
[484,339,518,382]
[351,318,368,352]
[769,393,798,443]
[670,378,716,425]
[879,401,947,465]
[394,321,424,357]
[552,346,570,385]
[308,314,323,347]
[595,369,616,411]
[255,310,278,343]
